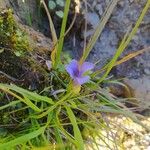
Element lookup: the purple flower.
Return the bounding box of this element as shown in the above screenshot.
[65,59,94,85]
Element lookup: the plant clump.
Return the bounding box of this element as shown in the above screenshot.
[0,0,150,149]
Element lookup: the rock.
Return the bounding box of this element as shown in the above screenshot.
[88,28,119,68]
[124,76,150,110]
[9,0,39,27]
[85,116,150,150]
[95,4,103,15]
[84,12,100,29]
[20,24,52,53]
[82,12,100,38]
[84,0,150,83]
[144,68,150,75]
[0,1,8,8]
[129,0,134,3]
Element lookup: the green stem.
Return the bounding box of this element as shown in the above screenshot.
[54,0,71,69]
[79,0,119,64]
[98,0,150,83]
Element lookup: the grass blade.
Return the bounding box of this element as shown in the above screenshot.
[80,0,119,64]
[98,0,150,83]
[41,0,57,43]
[41,0,58,65]
[0,84,54,104]
[65,106,84,150]
[33,92,72,119]
[54,0,71,68]
[0,126,45,149]
[0,85,41,112]
[0,100,20,111]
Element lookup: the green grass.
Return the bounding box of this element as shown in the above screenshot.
[96,0,150,83]
[0,79,148,149]
[79,0,119,64]
[54,0,71,68]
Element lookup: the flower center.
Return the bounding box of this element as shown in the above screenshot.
[74,69,80,77]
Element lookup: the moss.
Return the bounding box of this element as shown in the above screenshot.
[0,9,31,55]
[0,9,31,83]
[0,9,49,90]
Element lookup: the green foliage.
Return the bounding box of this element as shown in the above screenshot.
[56,0,65,7]
[0,0,150,149]
[80,0,119,64]
[0,9,30,56]
[48,0,65,18]
[56,10,64,18]
[54,0,71,68]
[0,126,46,149]
[43,0,71,68]
[65,106,84,150]
[48,0,56,10]
[0,79,148,149]
[96,0,150,83]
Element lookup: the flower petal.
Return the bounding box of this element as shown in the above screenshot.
[80,62,94,74]
[75,76,90,85]
[65,59,78,78]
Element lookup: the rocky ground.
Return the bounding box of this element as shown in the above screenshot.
[86,116,150,150]
[72,0,150,110]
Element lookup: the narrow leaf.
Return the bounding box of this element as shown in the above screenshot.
[80,0,119,64]
[65,106,84,150]
[0,127,45,149]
